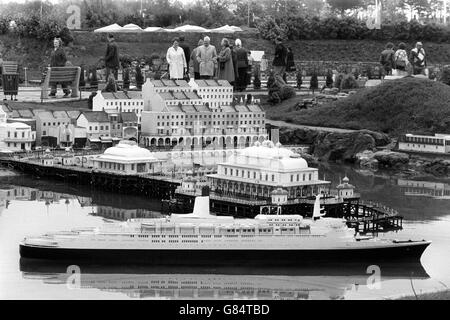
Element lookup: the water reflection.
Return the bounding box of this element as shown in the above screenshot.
[19,260,429,300]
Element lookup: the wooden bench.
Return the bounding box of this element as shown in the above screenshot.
[1,61,19,100]
[40,66,81,101]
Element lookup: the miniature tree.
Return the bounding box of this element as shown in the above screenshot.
[296,69,303,89]
[135,65,144,90]
[90,67,98,90]
[104,75,117,92]
[440,65,450,85]
[79,65,86,89]
[340,74,358,91]
[253,67,261,90]
[123,67,130,90]
[325,69,334,88]
[88,91,97,109]
[310,72,319,95]
[267,72,275,89]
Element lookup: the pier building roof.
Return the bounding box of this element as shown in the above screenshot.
[99,140,158,162]
[230,141,309,171]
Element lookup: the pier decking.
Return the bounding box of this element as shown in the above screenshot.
[0,156,180,199]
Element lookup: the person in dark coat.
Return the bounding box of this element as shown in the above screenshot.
[104,33,120,81]
[379,42,395,76]
[49,37,70,97]
[229,44,238,89]
[178,36,190,74]
[272,37,287,80]
[234,38,248,92]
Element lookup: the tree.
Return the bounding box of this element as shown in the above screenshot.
[310,72,319,94]
[326,69,334,88]
[326,0,364,15]
[135,65,144,90]
[123,67,130,90]
[296,70,303,89]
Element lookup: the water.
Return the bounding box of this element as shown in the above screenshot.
[1,166,449,300]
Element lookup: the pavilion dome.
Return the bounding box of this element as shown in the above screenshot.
[228,140,309,171]
[100,140,156,161]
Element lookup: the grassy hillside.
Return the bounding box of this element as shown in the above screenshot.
[3,33,450,79]
[265,77,450,136]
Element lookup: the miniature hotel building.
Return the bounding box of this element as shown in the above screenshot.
[398,133,450,154]
[93,140,160,174]
[398,179,450,199]
[92,91,144,123]
[140,78,267,148]
[207,141,330,200]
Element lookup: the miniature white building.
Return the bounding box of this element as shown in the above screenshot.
[93,140,160,174]
[41,153,54,166]
[92,91,144,123]
[140,83,267,148]
[0,122,35,151]
[188,79,233,107]
[61,152,75,166]
[336,176,355,199]
[208,141,330,200]
[398,133,450,154]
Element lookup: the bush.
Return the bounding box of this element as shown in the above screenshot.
[439,65,450,86]
[296,70,303,89]
[310,73,318,93]
[325,70,333,88]
[256,15,450,42]
[340,74,358,90]
[280,85,296,100]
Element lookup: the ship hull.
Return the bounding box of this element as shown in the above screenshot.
[20,241,430,265]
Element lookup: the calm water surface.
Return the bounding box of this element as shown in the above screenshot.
[1,165,449,300]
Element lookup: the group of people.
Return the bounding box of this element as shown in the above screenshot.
[166,35,253,91]
[379,41,427,77]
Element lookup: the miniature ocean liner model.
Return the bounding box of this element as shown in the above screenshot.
[20,194,431,265]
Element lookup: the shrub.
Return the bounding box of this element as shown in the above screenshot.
[439,65,450,85]
[325,70,333,88]
[280,85,296,100]
[340,74,358,90]
[310,72,318,93]
[123,68,130,89]
[296,70,303,89]
[253,73,261,90]
[135,65,144,90]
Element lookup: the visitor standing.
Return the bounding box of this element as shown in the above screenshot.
[234,39,248,91]
[379,42,395,76]
[410,42,427,76]
[229,43,238,89]
[272,37,287,80]
[196,36,217,80]
[49,37,70,98]
[190,39,203,80]
[393,42,409,75]
[104,33,120,81]
[217,38,235,83]
[166,37,187,80]
[178,36,190,74]
[286,47,296,72]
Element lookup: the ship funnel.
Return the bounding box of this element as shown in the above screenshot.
[312,194,326,220]
[192,196,211,217]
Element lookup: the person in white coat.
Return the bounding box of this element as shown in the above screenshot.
[166,37,187,80]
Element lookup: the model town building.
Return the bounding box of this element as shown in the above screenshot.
[140,78,267,148]
[398,133,450,154]
[207,141,330,200]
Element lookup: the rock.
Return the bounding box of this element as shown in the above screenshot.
[278,127,320,145]
[312,131,377,162]
[372,150,409,168]
[355,150,379,169]
[423,159,450,176]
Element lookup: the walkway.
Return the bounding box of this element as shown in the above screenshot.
[266,119,356,133]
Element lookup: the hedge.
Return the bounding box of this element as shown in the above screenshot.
[257,16,450,43]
